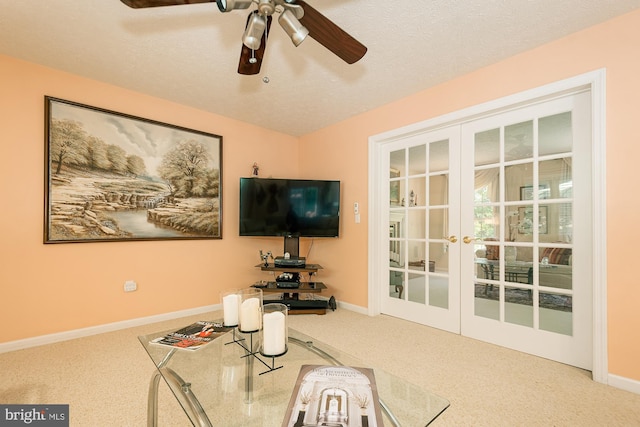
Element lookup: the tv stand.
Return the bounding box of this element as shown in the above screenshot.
[253,263,329,315]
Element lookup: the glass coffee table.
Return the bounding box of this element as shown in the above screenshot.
[139,324,449,426]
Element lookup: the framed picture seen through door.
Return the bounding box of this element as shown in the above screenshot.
[517,206,548,234]
[520,184,550,201]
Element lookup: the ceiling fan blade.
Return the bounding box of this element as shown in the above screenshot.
[120,0,214,8]
[238,14,273,75]
[296,0,367,64]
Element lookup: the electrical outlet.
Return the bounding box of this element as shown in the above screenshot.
[124,280,137,292]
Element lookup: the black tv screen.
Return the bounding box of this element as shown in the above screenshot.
[239,178,340,237]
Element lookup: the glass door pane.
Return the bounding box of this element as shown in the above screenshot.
[383,127,460,334]
[389,149,405,299]
[471,115,574,334]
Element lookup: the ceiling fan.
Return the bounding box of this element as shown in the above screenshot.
[120,0,367,75]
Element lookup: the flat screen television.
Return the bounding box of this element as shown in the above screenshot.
[239,177,340,238]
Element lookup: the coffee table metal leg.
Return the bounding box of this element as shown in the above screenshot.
[148,371,162,427]
[147,347,212,427]
[161,367,212,427]
[147,348,178,427]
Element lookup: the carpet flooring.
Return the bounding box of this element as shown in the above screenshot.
[1,309,640,426]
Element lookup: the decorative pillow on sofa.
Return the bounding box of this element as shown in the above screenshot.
[485,238,499,260]
[540,247,572,265]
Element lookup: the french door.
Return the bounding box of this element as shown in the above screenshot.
[460,91,592,369]
[384,127,461,333]
[377,89,593,369]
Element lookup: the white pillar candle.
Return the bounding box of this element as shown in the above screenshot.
[262,311,286,355]
[222,293,239,326]
[239,297,261,332]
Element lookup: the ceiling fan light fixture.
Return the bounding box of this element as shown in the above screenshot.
[242,12,267,50]
[216,0,253,13]
[278,9,309,46]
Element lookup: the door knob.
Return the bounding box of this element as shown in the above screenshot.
[444,235,458,243]
[463,236,475,244]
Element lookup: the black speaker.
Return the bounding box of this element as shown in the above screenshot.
[284,235,299,258]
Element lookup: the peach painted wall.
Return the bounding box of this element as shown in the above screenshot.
[0,55,299,342]
[297,124,369,307]
[300,10,640,382]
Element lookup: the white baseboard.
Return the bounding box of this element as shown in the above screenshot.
[335,300,368,315]
[0,304,221,354]
[608,373,640,395]
[0,299,367,353]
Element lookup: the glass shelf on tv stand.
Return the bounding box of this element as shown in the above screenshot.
[254,281,327,294]
[255,263,328,314]
[256,263,323,274]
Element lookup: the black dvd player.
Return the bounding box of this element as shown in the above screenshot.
[282,299,328,310]
[274,256,306,268]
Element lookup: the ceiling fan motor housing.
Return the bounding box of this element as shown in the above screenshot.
[258,0,276,16]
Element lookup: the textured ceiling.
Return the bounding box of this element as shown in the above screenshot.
[1,0,639,136]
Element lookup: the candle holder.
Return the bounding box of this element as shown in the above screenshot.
[224,289,287,378]
[260,303,288,358]
[225,327,245,346]
[221,289,240,328]
[237,288,263,333]
[239,330,260,358]
[228,327,284,376]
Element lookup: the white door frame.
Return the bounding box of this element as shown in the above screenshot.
[368,69,607,383]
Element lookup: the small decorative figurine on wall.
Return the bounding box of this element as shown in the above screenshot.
[252,162,259,177]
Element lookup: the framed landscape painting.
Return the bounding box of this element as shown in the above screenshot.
[44,96,223,243]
